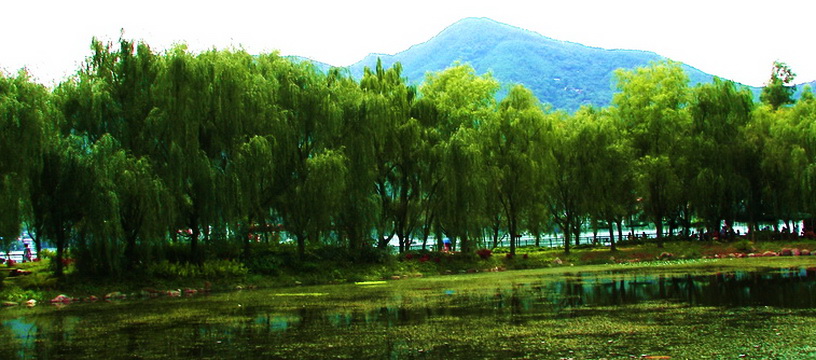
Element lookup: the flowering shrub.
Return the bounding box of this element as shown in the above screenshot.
[476,249,492,260]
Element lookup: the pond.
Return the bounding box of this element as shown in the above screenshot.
[3,265,816,359]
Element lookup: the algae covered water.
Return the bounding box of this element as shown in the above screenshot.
[3,264,816,359]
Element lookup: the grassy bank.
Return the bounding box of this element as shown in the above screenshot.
[2,239,816,304]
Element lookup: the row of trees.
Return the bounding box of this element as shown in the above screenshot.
[1,38,814,276]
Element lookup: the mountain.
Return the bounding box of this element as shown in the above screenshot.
[343,17,721,112]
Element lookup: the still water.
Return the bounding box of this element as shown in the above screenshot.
[2,267,816,359]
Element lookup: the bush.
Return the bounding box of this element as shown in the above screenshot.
[244,255,284,275]
[38,248,55,260]
[734,239,755,253]
[146,260,248,279]
[476,249,493,260]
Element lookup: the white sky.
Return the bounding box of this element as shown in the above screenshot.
[2,0,813,88]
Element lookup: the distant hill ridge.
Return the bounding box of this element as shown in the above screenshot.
[344,17,717,111]
[302,17,812,111]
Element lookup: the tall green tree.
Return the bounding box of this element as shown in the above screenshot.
[420,64,499,252]
[146,45,218,263]
[614,61,691,245]
[272,59,346,259]
[788,89,816,231]
[483,85,552,255]
[581,107,635,251]
[688,78,754,233]
[0,70,48,253]
[548,109,597,253]
[352,61,421,253]
[31,135,92,276]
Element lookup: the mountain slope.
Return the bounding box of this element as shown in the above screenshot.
[346,17,719,111]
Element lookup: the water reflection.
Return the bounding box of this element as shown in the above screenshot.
[240,268,816,332]
[2,268,815,359]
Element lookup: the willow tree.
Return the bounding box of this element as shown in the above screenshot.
[581,107,635,251]
[790,90,816,231]
[420,64,499,252]
[689,78,754,233]
[72,135,169,274]
[437,128,487,253]
[549,109,595,254]
[0,70,48,253]
[349,61,424,253]
[482,85,552,255]
[614,61,691,245]
[271,59,346,259]
[147,45,218,263]
[32,135,92,276]
[226,52,285,257]
[757,104,807,230]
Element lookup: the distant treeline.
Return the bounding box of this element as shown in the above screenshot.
[1,38,813,276]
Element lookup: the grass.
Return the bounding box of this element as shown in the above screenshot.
[2,239,815,304]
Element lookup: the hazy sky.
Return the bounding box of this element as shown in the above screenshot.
[2,0,813,87]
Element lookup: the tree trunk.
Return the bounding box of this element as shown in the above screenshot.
[191,226,201,265]
[509,218,517,256]
[608,220,616,252]
[420,226,430,250]
[573,224,581,247]
[563,229,571,255]
[655,219,664,248]
[242,218,253,261]
[492,224,500,249]
[297,233,306,260]
[124,233,137,271]
[55,229,66,277]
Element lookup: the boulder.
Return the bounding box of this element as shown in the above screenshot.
[50,295,71,304]
[104,291,127,300]
[8,268,32,277]
[658,252,674,260]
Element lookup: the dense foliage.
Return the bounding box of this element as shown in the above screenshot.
[1,37,813,276]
